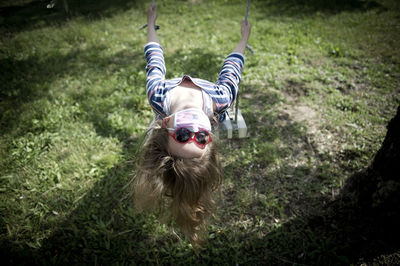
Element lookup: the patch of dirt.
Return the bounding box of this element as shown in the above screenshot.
[278,97,340,160]
[281,105,319,134]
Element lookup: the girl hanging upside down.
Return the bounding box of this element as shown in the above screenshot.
[133,3,251,247]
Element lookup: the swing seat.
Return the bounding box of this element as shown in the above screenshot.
[216,107,247,139]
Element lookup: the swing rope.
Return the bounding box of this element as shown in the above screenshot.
[245,0,250,22]
[245,0,254,55]
[139,0,159,30]
[235,0,252,122]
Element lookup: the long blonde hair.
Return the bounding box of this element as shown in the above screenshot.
[133,120,222,247]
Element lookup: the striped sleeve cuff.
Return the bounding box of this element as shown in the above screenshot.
[227,52,245,65]
[144,42,162,51]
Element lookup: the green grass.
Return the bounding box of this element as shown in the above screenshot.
[1,0,399,264]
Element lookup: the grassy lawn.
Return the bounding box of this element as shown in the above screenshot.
[1,0,399,264]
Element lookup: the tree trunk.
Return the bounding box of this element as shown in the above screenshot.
[329,104,400,262]
[342,104,400,222]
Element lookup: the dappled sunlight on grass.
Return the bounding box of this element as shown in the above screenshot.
[1,0,399,264]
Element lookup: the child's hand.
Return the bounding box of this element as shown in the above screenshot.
[147,4,157,26]
[241,20,251,42]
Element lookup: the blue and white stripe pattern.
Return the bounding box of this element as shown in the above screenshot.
[144,42,244,122]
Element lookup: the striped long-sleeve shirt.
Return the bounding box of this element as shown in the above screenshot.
[144,42,244,122]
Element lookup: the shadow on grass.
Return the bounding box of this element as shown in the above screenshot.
[0,0,146,35]
[1,148,157,265]
[199,190,400,265]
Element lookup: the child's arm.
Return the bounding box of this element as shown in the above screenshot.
[233,20,251,55]
[214,21,251,115]
[144,43,166,117]
[215,53,244,113]
[144,4,167,117]
[147,4,159,44]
